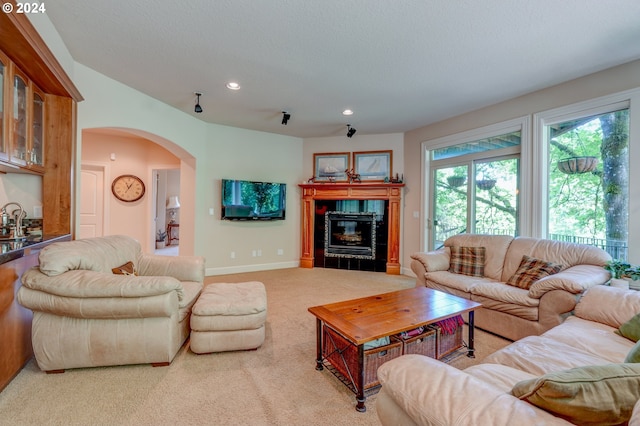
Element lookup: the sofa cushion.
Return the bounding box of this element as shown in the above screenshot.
[483,335,616,376]
[506,255,562,290]
[617,312,640,342]
[471,282,539,307]
[502,237,610,281]
[425,271,495,294]
[445,234,514,281]
[465,363,538,393]
[511,363,640,425]
[541,316,633,365]
[449,246,485,277]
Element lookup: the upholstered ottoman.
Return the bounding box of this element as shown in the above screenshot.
[190,281,267,354]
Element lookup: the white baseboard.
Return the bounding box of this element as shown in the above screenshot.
[402,266,416,277]
[206,260,300,276]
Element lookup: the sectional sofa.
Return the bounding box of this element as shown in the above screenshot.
[377,285,640,425]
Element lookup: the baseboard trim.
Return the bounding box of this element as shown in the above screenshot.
[206,261,300,276]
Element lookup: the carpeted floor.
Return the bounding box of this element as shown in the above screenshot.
[0,268,510,425]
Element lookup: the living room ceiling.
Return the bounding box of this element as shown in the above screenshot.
[44,0,640,139]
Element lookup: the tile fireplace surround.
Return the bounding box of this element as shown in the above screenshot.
[299,183,404,274]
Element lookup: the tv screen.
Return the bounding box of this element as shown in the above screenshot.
[221,179,286,220]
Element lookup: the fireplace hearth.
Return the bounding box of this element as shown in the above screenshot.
[324,212,376,259]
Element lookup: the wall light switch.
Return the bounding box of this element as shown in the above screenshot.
[33,206,43,218]
[413,211,420,219]
[209,207,214,216]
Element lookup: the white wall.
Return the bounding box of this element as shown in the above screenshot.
[404,59,640,269]
[0,174,42,219]
[302,133,404,181]
[72,64,303,274]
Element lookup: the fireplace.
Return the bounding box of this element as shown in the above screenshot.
[299,182,404,274]
[324,212,376,259]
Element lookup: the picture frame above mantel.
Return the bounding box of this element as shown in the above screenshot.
[313,152,350,182]
[353,150,392,182]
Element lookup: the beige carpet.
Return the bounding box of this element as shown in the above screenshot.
[0,268,510,426]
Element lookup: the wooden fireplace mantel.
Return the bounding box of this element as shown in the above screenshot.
[299,182,404,274]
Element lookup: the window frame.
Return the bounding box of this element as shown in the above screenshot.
[421,116,530,251]
[532,93,635,244]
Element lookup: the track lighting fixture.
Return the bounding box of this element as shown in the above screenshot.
[194,92,203,114]
[281,111,291,125]
[346,124,357,138]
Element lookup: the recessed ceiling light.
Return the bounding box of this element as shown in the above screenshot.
[226,82,241,90]
[342,109,354,116]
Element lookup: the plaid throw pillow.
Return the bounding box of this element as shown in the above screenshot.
[506,255,562,289]
[448,246,485,277]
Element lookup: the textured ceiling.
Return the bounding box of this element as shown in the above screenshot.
[44,0,640,138]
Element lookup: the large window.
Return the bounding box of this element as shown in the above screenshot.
[428,129,521,249]
[545,107,629,259]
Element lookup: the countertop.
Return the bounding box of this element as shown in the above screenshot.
[0,234,71,265]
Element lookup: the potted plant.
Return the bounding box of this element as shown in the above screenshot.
[156,229,167,249]
[604,259,632,288]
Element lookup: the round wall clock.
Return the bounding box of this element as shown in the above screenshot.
[111,174,146,202]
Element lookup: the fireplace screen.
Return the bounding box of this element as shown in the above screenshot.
[324,212,376,259]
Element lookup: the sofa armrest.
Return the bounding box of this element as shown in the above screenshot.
[21,268,185,300]
[138,254,205,283]
[528,264,609,299]
[410,249,449,272]
[377,355,570,426]
[575,285,640,328]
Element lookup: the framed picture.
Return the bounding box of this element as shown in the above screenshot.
[353,150,392,181]
[313,152,350,181]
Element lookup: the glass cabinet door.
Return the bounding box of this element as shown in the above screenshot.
[31,88,44,168]
[12,70,27,165]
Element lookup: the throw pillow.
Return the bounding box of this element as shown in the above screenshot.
[625,340,640,363]
[511,363,640,425]
[112,261,137,276]
[506,255,562,290]
[448,246,485,277]
[616,312,640,342]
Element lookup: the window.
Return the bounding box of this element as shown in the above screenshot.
[427,124,523,250]
[545,107,629,259]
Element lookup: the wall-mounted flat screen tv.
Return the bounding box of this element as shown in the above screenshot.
[221,179,286,220]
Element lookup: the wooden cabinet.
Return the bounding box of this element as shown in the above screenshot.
[0,57,46,174]
[0,249,38,391]
[0,8,82,237]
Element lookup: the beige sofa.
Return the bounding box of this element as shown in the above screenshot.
[18,235,205,372]
[411,234,611,340]
[377,285,640,425]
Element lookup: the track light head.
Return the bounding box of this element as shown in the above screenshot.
[281,111,291,125]
[194,92,203,114]
[346,124,356,138]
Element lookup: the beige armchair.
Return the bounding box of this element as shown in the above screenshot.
[18,235,205,373]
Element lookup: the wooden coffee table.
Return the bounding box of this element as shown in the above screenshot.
[308,286,481,412]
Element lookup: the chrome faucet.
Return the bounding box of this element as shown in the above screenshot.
[1,202,25,238]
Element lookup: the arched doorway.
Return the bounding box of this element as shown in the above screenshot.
[79,127,196,254]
